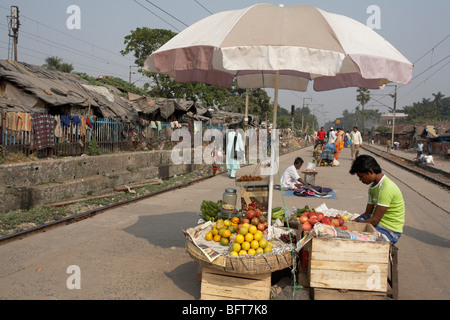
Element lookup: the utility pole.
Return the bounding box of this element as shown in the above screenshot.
[9,6,20,61]
[302,97,312,132]
[390,85,397,151]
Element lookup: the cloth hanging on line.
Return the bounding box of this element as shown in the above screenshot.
[31,113,55,150]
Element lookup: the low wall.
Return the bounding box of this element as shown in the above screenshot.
[0,150,208,213]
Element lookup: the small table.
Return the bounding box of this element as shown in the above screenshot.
[302,171,318,185]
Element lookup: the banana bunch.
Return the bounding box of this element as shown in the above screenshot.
[271,207,285,222]
[201,200,221,222]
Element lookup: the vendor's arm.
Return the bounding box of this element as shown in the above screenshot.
[363,205,388,226]
[297,176,309,187]
[353,203,374,221]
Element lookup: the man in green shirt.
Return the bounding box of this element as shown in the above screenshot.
[349,155,405,244]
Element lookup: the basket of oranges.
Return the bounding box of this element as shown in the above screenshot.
[185,218,294,275]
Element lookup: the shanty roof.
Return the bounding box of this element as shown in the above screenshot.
[0,59,140,124]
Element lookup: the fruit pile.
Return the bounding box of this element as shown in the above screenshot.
[201,200,222,222]
[204,217,240,246]
[236,175,263,182]
[240,202,269,233]
[295,205,350,232]
[229,222,273,257]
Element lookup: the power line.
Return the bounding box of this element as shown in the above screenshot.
[132,0,182,32]
[194,0,213,15]
[144,0,189,27]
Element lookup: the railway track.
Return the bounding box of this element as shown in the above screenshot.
[362,145,450,190]
[1,145,448,244]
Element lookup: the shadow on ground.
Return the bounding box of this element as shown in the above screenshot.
[403,226,450,248]
[122,211,200,249]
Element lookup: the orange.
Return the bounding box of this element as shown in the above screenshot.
[245,233,253,242]
[250,240,259,250]
[224,219,231,227]
[264,246,272,253]
[241,241,250,251]
[212,227,219,236]
[242,223,250,229]
[213,234,221,242]
[254,231,263,241]
[239,226,248,236]
[232,217,240,224]
[255,247,264,254]
[259,238,268,249]
[231,242,241,252]
[248,248,256,255]
[222,229,231,238]
[230,251,239,257]
[266,241,273,248]
[219,228,226,236]
[220,237,229,246]
[238,250,247,256]
[205,232,213,241]
[248,225,257,234]
[235,234,245,244]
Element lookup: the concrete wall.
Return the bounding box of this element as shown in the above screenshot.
[0,150,208,213]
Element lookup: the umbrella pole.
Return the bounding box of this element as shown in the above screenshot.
[268,70,280,238]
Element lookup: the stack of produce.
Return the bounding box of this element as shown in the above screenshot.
[200,200,222,222]
[204,217,240,246]
[229,222,273,257]
[295,206,349,232]
[271,207,285,223]
[239,202,269,233]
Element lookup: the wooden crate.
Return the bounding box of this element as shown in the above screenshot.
[311,288,388,300]
[200,267,271,300]
[308,222,391,293]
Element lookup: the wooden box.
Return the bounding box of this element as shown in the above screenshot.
[306,222,391,293]
[200,267,271,300]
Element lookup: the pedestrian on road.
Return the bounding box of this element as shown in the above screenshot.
[417,141,424,156]
[226,124,244,179]
[349,155,405,245]
[350,126,362,161]
[314,127,326,150]
[328,127,337,144]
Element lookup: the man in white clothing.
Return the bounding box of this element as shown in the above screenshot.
[328,127,337,144]
[280,157,310,189]
[350,126,363,160]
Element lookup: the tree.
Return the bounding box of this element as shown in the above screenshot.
[356,88,371,135]
[43,56,74,73]
[121,27,232,108]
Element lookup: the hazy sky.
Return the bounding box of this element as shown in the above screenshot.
[1,0,449,126]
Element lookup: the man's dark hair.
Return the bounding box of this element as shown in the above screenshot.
[349,155,382,175]
[294,157,304,165]
[353,126,358,130]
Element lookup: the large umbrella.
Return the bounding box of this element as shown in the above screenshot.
[144,3,413,229]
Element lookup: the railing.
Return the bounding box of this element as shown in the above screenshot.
[0,112,195,158]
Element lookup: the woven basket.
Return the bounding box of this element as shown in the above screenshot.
[186,239,294,275]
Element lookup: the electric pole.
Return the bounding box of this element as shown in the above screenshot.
[9,6,20,61]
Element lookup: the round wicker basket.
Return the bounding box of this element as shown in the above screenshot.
[186,239,294,275]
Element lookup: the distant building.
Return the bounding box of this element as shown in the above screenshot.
[379,112,408,127]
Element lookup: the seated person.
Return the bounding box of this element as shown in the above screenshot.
[420,152,435,165]
[317,143,337,167]
[280,157,310,189]
[349,155,405,245]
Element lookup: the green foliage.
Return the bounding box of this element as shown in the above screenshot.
[43,56,74,73]
[401,92,449,123]
[87,137,101,156]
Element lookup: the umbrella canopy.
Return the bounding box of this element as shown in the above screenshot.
[144,4,413,92]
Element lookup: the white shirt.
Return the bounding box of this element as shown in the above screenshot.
[350,130,362,145]
[328,130,337,143]
[281,165,300,189]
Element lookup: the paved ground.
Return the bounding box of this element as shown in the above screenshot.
[0,145,448,300]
